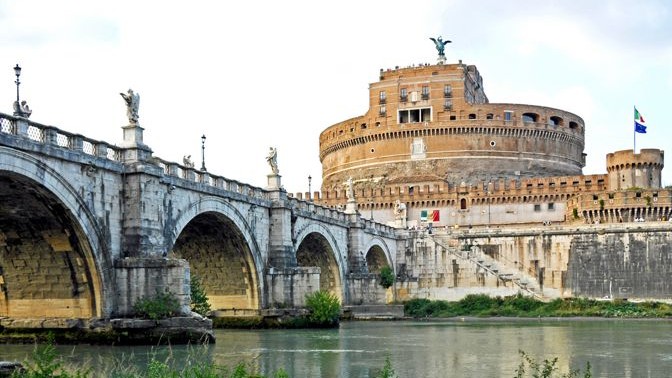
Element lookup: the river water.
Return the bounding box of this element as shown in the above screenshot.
[2,319,672,377]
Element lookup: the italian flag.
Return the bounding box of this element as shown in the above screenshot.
[634,107,647,133]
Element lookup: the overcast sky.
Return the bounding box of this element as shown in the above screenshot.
[2,0,671,192]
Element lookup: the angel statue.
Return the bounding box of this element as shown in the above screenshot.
[120,89,140,124]
[429,36,451,57]
[266,147,279,174]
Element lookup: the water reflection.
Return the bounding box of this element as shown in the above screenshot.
[1,319,671,377]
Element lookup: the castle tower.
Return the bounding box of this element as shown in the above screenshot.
[606,149,664,190]
[319,61,586,195]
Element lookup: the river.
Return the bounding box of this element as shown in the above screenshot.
[1,319,671,377]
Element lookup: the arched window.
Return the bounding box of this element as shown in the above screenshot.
[468,113,476,120]
[460,198,467,210]
[486,113,494,120]
[522,113,539,123]
[569,121,579,129]
[549,116,563,126]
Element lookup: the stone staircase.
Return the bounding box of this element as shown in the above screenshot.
[429,234,545,300]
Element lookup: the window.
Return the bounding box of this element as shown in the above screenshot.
[468,113,476,120]
[398,107,432,124]
[379,91,386,104]
[444,85,452,97]
[548,203,555,211]
[569,121,579,129]
[444,99,452,110]
[534,204,541,212]
[450,115,456,120]
[486,113,494,120]
[549,116,563,126]
[522,113,539,123]
[504,111,513,121]
[400,88,408,102]
[460,198,467,210]
[379,105,386,116]
[421,86,430,100]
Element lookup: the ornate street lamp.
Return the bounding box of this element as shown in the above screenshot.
[200,134,207,172]
[13,64,21,105]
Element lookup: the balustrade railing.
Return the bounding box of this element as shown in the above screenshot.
[0,112,121,162]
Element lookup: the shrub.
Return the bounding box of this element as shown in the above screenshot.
[404,298,432,317]
[515,351,591,378]
[133,290,180,320]
[457,294,496,314]
[379,266,395,289]
[305,290,341,326]
[19,334,91,378]
[374,356,398,378]
[190,275,211,316]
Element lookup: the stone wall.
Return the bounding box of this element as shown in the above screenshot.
[568,231,672,300]
[396,224,672,302]
[113,257,191,317]
[266,267,320,307]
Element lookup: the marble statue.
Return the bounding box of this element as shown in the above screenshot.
[12,100,32,118]
[183,155,194,168]
[394,200,407,220]
[266,147,279,174]
[345,177,354,201]
[120,89,140,124]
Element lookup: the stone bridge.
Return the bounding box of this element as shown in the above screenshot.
[0,113,401,319]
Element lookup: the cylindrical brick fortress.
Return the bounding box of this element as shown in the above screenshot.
[607,149,664,190]
[319,63,585,192]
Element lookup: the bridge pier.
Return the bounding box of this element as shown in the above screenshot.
[113,257,191,317]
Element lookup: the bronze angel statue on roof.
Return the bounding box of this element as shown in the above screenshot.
[429,36,451,57]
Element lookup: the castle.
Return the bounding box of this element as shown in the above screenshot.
[299,53,669,228]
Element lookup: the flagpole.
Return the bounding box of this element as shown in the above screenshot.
[633,106,636,153]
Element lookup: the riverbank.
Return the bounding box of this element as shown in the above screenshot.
[0,316,214,345]
[403,294,672,318]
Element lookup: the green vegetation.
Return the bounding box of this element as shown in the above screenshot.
[133,290,180,320]
[190,275,211,316]
[373,356,398,378]
[572,208,579,220]
[515,351,591,378]
[13,334,90,378]
[378,266,395,289]
[305,290,341,327]
[404,294,672,318]
[11,337,291,378]
[598,199,604,210]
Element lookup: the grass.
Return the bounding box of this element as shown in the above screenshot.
[404,294,672,318]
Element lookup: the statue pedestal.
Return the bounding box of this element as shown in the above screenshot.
[267,173,282,190]
[437,55,446,65]
[344,199,358,215]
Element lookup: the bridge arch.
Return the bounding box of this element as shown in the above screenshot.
[363,238,394,274]
[0,148,108,317]
[294,223,346,302]
[168,198,264,311]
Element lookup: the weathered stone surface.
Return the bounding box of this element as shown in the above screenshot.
[0,361,24,377]
[110,318,157,329]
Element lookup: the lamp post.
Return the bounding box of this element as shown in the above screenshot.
[13,64,21,104]
[200,134,207,172]
[308,175,312,194]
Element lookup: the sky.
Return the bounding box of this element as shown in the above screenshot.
[2,0,671,193]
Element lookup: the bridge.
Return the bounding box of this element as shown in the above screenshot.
[0,112,401,320]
